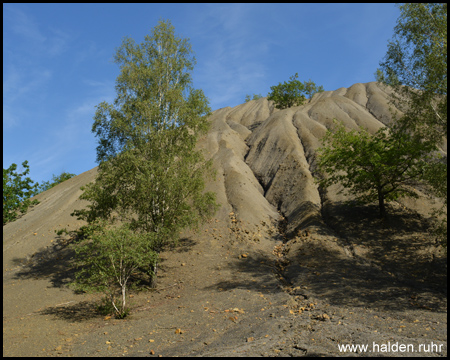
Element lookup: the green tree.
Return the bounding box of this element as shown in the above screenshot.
[303,79,324,100]
[376,3,446,140]
[316,120,437,219]
[72,19,218,286]
[376,3,447,241]
[267,73,306,109]
[423,157,447,243]
[244,93,263,102]
[37,171,76,194]
[3,161,40,225]
[70,221,158,318]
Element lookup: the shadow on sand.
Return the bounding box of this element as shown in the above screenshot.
[11,234,197,322]
[203,201,447,314]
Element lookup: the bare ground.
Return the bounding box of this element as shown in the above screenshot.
[3,201,447,357]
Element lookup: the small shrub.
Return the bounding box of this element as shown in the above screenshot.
[96,295,130,318]
[3,161,40,225]
[267,74,325,109]
[245,93,263,102]
[267,73,306,109]
[70,221,158,318]
[37,171,76,194]
[55,228,68,236]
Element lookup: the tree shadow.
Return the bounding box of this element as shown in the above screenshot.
[11,234,78,288]
[202,200,446,314]
[286,242,446,313]
[11,233,197,322]
[285,201,326,237]
[283,200,447,312]
[322,201,446,293]
[173,236,198,253]
[202,250,285,294]
[38,300,103,322]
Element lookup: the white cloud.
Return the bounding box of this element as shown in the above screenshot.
[5,5,71,58]
[47,27,71,57]
[13,97,100,183]
[3,105,18,130]
[3,66,52,102]
[82,78,116,97]
[3,66,52,129]
[3,6,71,131]
[6,6,47,44]
[3,71,114,182]
[73,41,107,66]
[190,4,271,109]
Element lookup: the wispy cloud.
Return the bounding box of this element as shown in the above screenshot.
[5,5,70,57]
[46,27,71,57]
[34,82,117,180]
[189,4,271,109]
[12,94,106,183]
[3,66,52,103]
[3,66,52,129]
[6,6,47,44]
[3,5,71,130]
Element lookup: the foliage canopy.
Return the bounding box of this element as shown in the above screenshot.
[377,3,447,141]
[303,79,324,100]
[267,73,306,109]
[70,221,158,318]
[376,3,447,241]
[72,19,218,296]
[268,74,324,109]
[36,171,76,194]
[91,19,210,163]
[3,161,40,225]
[244,93,263,103]
[316,120,437,219]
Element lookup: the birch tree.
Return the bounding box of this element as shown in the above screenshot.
[73,19,218,287]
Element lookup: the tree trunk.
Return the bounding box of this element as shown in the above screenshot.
[378,189,386,219]
[149,262,158,288]
[121,285,127,316]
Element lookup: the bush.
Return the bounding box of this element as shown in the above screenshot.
[267,73,306,109]
[303,78,324,100]
[3,161,40,225]
[267,75,324,109]
[245,93,263,102]
[70,221,159,318]
[37,171,76,194]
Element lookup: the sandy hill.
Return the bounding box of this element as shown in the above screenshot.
[3,82,447,357]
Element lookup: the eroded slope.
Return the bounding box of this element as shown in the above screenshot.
[3,81,446,357]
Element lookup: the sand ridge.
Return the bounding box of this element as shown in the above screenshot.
[3,81,446,356]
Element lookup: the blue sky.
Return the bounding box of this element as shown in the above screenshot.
[3,3,400,185]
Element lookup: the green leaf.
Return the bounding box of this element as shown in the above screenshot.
[3,160,40,225]
[315,120,438,219]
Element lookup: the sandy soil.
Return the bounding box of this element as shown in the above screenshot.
[3,203,446,357]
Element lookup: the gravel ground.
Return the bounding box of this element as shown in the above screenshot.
[3,203,447,357]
